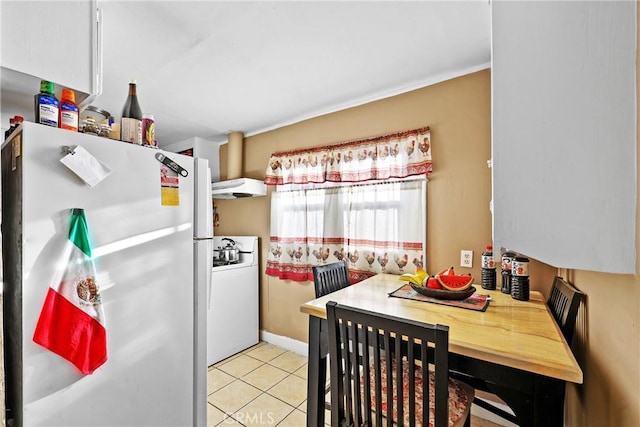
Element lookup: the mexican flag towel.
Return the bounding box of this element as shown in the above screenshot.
[33,208,107,374]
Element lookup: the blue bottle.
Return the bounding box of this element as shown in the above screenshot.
[35,80,59,127]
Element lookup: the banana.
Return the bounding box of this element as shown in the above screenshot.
[399,273,423,286]
[415,266,428,282]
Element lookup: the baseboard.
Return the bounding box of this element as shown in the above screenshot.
[260,330,518,427]
[259,330,309,356]
[470,398,518,427]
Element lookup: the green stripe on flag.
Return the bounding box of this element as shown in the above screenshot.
[68,209,92,257]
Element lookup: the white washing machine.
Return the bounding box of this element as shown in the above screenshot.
[208,236,259,366]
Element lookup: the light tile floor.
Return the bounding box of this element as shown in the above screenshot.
[207,341,503,427]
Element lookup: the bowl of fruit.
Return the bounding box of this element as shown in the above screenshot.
[402,267,475,300]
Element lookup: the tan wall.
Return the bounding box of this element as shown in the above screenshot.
[215,68,554,339]
[563,271,639,427]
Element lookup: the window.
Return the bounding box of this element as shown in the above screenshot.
[263,126,431,282]
[265,178,426,283]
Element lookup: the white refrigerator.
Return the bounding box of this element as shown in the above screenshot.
[1,122,212,426]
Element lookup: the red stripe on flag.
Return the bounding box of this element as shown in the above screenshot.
[33,288,107,375]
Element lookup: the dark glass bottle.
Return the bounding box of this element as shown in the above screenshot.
[500,250,516,294]
[5,117,15,140]
[6,116,24,140]
[121,79,143,144]
[481,245,496,290]
[511,255,530,301]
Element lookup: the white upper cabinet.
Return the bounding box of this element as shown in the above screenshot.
[1,0,102,119]
[491,1,637,274]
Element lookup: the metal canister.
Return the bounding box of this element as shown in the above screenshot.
[80,117,99,135]
[98,123,112,138]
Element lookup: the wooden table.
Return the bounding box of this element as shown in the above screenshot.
[301,273,583,427]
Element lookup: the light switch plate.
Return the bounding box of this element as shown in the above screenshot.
[460,250,473,268]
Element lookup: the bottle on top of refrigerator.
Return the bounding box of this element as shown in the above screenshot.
[5,117,15,140]
[59,88,79,132]
[6,116,25,140]
[142,113,155,147]
[35,80,59,127]
[10,115,24,139]
[120,79,143,144]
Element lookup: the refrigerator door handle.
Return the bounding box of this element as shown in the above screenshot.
[207,239,213,310]
[205,167,213,238]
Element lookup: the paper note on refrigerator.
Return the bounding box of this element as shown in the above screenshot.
[160,165,180,206]
[60,146,112,187]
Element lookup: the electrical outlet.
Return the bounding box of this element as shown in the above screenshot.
[460,250,473,268]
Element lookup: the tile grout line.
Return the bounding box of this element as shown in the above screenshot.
[209,375,299,425]
[210,372,302,410]
[208,344,309,426]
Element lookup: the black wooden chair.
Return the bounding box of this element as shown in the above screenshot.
[547,276,585,343]
[326,301,473,427]
[312,260,351,410]
[471,276,585,425]
[313,260,350,299]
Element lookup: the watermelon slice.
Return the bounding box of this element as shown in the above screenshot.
[437,266,456,276]
[436,273,473,291]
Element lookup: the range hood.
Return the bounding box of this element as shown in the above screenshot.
[211,177,266,199]
[211,131,267,199]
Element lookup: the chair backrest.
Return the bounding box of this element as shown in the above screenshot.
[547,276,584,343]
[312,260,350,298]
[326,301,451,427]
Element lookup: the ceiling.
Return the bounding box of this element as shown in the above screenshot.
[83,1,491,145]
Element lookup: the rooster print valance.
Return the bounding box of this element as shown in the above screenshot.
[264,127,431,185]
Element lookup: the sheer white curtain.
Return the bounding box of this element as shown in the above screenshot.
[266,179,426,283]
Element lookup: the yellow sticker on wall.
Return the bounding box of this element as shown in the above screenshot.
[160,165,179,206]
